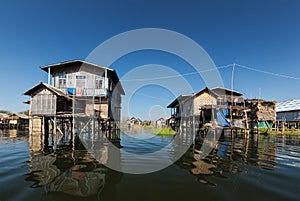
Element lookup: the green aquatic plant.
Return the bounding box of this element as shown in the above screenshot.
[152,128,176,135]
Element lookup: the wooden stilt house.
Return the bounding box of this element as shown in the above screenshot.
[24,60,125,147]
[167,87,245,132]
[167,86,277,135]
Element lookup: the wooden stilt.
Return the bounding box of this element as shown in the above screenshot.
[53,116,57,150]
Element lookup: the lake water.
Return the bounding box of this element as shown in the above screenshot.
[0,129,300,201]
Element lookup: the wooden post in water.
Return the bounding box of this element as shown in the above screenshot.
[257,120,259,135]
[42,116,45,137]
[92,94,95,139]
[70,117,75,149]
[45,117,49,148]
[53,116,57,150]
[192,116,196,142]
[72,95,75,147]
[211,107,216,139]
[61,119,65,143]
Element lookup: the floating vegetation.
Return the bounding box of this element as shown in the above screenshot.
[152,128,176,135]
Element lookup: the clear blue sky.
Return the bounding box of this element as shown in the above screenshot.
[1,0,300,120]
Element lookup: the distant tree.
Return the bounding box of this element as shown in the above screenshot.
[18,110,29,116]
[143,120,152,126]
[0,110,12,115]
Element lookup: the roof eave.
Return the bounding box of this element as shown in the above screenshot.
[40,60,114,72]
[24,82,72,100]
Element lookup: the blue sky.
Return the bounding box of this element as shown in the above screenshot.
[1,0,300,120]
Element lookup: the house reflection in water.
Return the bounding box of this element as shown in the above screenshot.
[176,134,277,186]
[26,131,122,199]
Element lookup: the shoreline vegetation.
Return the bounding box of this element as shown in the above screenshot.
[119,123,176,135]
[152,128,176,135]
[235,128,300,136]
[120,123,300,136]
[270,130,300,136]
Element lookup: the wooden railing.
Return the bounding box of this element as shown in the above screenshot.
[59,88,108,97]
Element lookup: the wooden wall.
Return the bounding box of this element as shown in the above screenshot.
[29,116,42,133]
[31,89,57,116]
[85,103,108,119]
[53,70,109,91]
[194,92,217,114]
[175,92,217,118]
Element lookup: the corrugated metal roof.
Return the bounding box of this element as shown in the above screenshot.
[211,86,243,96]
[276,99,300,112]
[24,82,72,100]
[167,87,243,108]
[40,59,114,71]
[167,94,193,108]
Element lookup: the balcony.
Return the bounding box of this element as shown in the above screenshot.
[59,88,108,97]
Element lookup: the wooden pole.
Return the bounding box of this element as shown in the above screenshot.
[92,94,95,139]
[53,116,57,150]
[72,95,75,149]
[42,116,45,138]
[48,67,51,85]
[193,116,195,137]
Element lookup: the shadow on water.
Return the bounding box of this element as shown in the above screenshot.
[176,132,278,187]
[25,131,123,201]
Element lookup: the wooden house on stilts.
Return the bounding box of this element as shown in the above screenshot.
[167,87,244,132]
[24,60,125,149]
[167,87,276,136]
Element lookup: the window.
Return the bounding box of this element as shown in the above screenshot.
[58,73,66,88]
[58,74,66,79]
[95,76,103,89]
[76,75,86,88]
[96,79,103,89]
[58,79,66,88]
[76,75,86,79]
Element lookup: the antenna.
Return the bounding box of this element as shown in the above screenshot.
[230,63,235,124]
[231,63,235,102]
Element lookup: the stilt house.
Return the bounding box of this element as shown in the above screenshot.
[24,60,124,140]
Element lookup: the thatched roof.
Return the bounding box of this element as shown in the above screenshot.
[246,99,276,123]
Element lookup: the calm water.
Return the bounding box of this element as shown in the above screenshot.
[1,129,300,201]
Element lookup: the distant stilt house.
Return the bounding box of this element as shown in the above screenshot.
[0,113,29,130]
[24,60,125,148]
[167,87,276,135]
[8,113,29,129]
[128,117,142,126]
[0,113,9,125]
[276,99,300,129]
[155,118,166,128]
